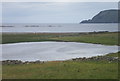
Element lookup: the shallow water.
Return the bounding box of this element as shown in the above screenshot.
[2,42,119,61]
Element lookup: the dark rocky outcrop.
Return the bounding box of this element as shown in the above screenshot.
[81,9,120,23]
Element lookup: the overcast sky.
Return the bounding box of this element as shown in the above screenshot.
[1,0,120,2]
[2,2,118,23]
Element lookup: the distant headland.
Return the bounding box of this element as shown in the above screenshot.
[80,9,120,23]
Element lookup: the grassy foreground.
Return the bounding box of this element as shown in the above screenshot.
[2,32,119,45]
[2,52,119,79]
[2,32,119,79]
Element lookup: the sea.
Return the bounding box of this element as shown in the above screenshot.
[1,23,119,33]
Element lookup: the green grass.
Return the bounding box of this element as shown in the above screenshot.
[2,60,118,79]
[52,32,119,45]
[2,32,119,45]
[105,52,119,57]
[2,52,119,79]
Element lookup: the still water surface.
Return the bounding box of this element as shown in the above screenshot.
[2,42,119,61]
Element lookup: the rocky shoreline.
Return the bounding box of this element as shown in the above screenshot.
[2,60,45,65]
[1,55,119,65]
[71,56,119,62]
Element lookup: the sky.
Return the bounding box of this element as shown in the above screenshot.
[1,2,118,23]
[1,0,120,2]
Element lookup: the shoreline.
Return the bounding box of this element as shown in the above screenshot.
[2,52,119,65]
[2,40,119,46]
[2,31,119,34]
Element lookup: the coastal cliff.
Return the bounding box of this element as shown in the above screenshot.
[81,9,119,23]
